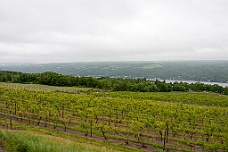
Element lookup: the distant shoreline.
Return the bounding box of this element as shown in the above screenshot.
[163,79,228,87]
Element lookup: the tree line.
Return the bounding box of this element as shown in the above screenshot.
[0,70,228,95]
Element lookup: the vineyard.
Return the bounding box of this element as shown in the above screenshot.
[0,83,228,151]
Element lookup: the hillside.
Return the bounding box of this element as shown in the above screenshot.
[1,61,228,83]
[0,83,228,151]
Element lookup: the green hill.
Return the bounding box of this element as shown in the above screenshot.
[1,83,227,151]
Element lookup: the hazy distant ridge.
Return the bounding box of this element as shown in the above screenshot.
[1,61,228,83]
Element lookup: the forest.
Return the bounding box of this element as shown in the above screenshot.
[0,70,228,95]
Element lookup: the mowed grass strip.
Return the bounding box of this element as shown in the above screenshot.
[0,82,95,92]
[0,129,120,152]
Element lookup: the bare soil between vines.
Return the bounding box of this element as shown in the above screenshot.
[1,117,209,152]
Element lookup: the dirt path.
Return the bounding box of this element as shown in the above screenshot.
[0,147,4,152]
[0,141,4,152]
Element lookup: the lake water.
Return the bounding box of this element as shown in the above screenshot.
[164,80,228,87]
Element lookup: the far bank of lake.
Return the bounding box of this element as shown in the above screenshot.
[164,80,228,87]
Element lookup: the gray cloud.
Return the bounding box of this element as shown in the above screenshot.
[0,0,228,63]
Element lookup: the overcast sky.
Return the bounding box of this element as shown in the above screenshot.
[0,0,228,63]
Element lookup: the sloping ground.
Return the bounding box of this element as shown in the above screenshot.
[0,129,122,152]
[0,84,227,152]
[0,140,4,152]
[1,61,228,82]
[0,82,93,92]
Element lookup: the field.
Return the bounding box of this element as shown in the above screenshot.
[0,82,93,92]
[0,83,228,151]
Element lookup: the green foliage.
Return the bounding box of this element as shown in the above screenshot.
[0,70,227,95]
[0,130,111,152]
[0,130,28,152]
[224,87,228,95]
[0,85,227,151]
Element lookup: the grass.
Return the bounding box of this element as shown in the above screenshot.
[0,82,97,92]
[0,120,146,152]
[0,129,120,152]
